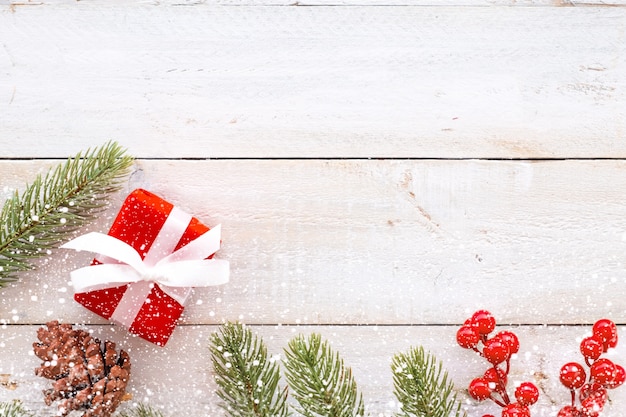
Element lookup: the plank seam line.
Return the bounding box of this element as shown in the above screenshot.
[3,157,626,162]
[2,322,617,327]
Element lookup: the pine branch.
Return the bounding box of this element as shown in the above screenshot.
[391,346,466,417]
[284,333,365,417]
[0,141,134,288]
[0,401,33,417]
[210,322,289,417]
[118,403,166,417]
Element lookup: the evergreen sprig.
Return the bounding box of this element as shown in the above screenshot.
[210,322,289,417]
[0,141,133,288]
[118,403,166,417]
[391,346,466,417]
[284,333,365,417]
[0,401,33,417]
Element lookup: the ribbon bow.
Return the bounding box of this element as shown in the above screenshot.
[62,225,229,297]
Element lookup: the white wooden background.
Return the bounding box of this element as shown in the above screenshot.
[2,1,626,416]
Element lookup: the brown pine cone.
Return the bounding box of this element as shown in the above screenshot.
[33,321,131,417]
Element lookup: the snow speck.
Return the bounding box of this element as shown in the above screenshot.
[196,299,203,305]
[58,298,66,304]
[216,297,222,303]
[31,295,38,302]
[209,311,215,317]
[28,235,35,242]
[60,218,67,224]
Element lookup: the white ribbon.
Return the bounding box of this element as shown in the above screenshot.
[61,207,229,328]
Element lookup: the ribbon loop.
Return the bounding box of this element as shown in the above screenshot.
[61,224,230,302]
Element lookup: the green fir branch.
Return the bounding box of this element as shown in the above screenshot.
[284,333,365,417]
[391,346,466,417]
[210,322,289,417]
[118,403,166,417]
[0,401,33,417]
[0,141,133,288]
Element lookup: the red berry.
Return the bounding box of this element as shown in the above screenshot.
[457,325,480,349]
[483,367,507,389]
[471,310,496,335]
[483,338,510,365]
[590,358,616,386]
[580,382,606,401]
[494,330,520,355]
[560,362,587,389]
[468,377,492,401]
[557,406,581,417]
[592,319,618,350]
[607,363,626,388]
[556,405,580,417]
[501,403,530,417]
[514,381,539,406]
[580,336,604,361]
[581,394,605,416]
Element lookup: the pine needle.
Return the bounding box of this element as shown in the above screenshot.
[284,333,364,417]
[0,141,133,288]
[210,322,289,417]
[391,346,466,417]
[118,403,166,417]
[0,401,33,417]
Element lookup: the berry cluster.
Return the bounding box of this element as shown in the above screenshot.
[457,310,539,417]
[557,319,624,417]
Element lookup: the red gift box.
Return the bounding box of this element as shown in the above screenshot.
[65,189,228,346]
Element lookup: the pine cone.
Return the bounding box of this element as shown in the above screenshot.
[33,320,131,417]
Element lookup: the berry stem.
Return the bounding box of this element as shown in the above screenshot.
[570,389,576,407]
[493,365,510,404]
[489,394,507,408]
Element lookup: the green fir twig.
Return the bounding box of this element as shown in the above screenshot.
[391,346,466,417]
[0,401,33,417]
[0,141,133,288]
[284,333,365,417]
[210,322,289,417]
[118,403,166,417]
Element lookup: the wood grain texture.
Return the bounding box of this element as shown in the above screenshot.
[3,1,626,6]
[1,5,625,158]
[1,324,625,416]
[1,159,626,327]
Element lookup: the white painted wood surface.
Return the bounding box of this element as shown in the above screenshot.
[1,3,626,158]
[2,1,626,416]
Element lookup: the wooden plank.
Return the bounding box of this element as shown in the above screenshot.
[1,6,625,158]
[2,159,626,326]
[1,324,625,416]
